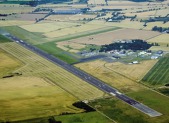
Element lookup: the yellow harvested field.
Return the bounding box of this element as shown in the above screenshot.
[20,22,78,33]
[0,50,22,78]
[147,34,169,46]
[0,76,50,90]
[47,14,96,21]
[44,22,109,38]
[17,13,47,21]
[149,46,169,51]
[0,42,106,121]
[0,20,33,27]
[125,11,155,19]
[0,76,82,121]
[105,20,169,31]
[105,20,144,29]
[145,22,169,30]
[75,60,145,93]
[56,41,86,51]
[0,4,34,14]
[156,9,169,17]
[105,60,158,81]
[69,28,160,45]
[38,3,87,8]
[88,0,106,4]
[0,42,105,100]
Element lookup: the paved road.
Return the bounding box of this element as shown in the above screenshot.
[4,33,162,117]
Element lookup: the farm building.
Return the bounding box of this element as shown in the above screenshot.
[52,9,82,14]
[151,56,159,59]
[156,50,163,55]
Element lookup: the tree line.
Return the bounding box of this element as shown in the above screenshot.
[99,39,152,52]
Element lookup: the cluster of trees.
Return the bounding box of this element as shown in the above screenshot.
[152,26,169,33]
[99,39,152,52]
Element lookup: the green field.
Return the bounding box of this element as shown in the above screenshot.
[0,34,12,43]
[127,89,169,123]
[55,112,112,123]
[89,97,149,123]
[12,112,112,123]
[36,42,80,64]
[0,26,46,45]
[90,94,169,123]
[142,54,169,86]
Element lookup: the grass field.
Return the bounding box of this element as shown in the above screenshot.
[142,54,169,86]
[69,28,160,45]
[89,95,169,123]
[54,112,112,123]
[36,42,79,64]
[0,42,106,121]
[0,26,47,44]
[0,34,12,43]
[127,89,169,123]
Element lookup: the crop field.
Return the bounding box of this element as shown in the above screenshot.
[142,54,169,86]
[0,42,105,100]
[88,0,106,4]
[20,21,116,41]
[149,46,169,51]
[0,76,83,121]
[105,60,158,81]
[144,21,169,30]
[0,42,106,121]
[0,4,34,14]
[0,20,33,27]
[75,60,169,122]
[20,22,79,33]
[69,28,160,45]
[46,14,96,21]
[17,13,47,21]
[56,41,86,53]
[43,22,113,39]
[0,49,21,78]
[75,60,145,93]
[105,20,145,29]
[147,34,169,46]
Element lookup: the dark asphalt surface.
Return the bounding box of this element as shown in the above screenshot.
[3,33,162,117]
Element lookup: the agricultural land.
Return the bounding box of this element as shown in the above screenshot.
[0,0,169,122]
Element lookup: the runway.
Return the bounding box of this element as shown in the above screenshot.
[4,33,162,117]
